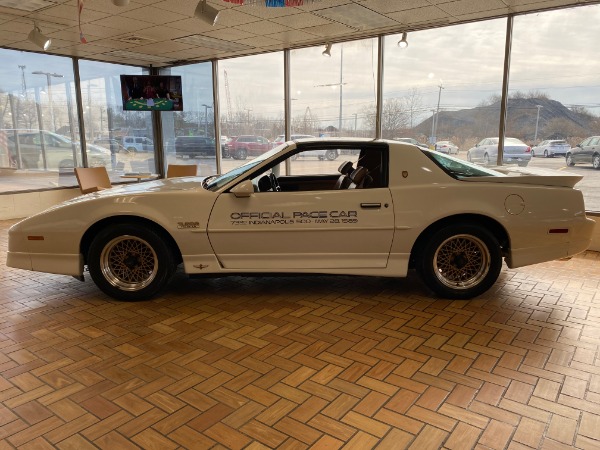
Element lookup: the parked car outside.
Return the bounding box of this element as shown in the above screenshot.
[272,134,338,160]
[393,137,429,150]
[6,129,111,171]
[122,136,153,153]
[434,141,459,154]
[7,139,594,302]
[226,135,271,160]
[531,140,569,158]
[174,136,229,159]
[467,137,531,167]
[94,138,127,154]
[566,136,600,169]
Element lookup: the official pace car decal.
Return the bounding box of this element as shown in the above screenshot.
[230,210,358,226]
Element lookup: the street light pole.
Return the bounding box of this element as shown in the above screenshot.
[31,70,63,132]
[534,105,543,142]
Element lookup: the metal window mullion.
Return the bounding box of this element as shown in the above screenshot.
[284,49,291,175]
[497,15,513,166]
[72,58,88,167]
[149,66,165,178]
[375,36,384,139]
[212,59,222,175]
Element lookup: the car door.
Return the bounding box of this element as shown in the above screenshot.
[586,137,600,163]
[207,146,395,270]
[573,138,591,163]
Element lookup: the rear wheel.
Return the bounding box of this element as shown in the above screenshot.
[417,223,502,299]
[325,150,338,161]
[566,154,575,166]
[87,223,176,301]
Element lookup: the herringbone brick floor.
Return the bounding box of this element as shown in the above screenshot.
[1,218,600,450]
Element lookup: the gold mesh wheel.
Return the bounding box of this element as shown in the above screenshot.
[100,235,158,291]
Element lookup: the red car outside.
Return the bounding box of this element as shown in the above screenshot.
[226,135,271,160]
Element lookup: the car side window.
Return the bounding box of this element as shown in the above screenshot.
[591,138,600,146]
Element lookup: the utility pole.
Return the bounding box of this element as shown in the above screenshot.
[18,65,27,98]
[433,81,444,142]
[534,105,543,142]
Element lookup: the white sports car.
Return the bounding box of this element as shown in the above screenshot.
[7,139,595,301]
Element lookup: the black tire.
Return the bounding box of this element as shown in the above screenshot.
[127,146,136,153]
[417,223,502,300]
[566,154,575,166]
[325,150,338,161]
[87,223,176,301]
[593,154,600,170]
[544,149,549,158]
[466,151,472,162]
[484,153,490,166]
[531,150,536,157]
[235,147,248,160]
[518,162,528,167]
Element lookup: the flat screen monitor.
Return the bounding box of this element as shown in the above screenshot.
[120,75,183,111]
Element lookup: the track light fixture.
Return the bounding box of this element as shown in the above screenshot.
[398,32,408,48]
[28,23,51,51]
[111,0,130,5]
[322,42,332,57]
[195,0,220,26]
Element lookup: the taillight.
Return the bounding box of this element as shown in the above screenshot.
[525,146,531,153]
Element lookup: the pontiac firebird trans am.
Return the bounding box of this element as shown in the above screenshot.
[7,139,595,302]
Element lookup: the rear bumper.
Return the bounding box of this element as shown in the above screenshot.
[506,217,595,268]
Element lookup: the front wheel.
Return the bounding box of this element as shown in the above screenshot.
[417,224,502,299]
[566,154,575,166]
[325,150,338,161]
[87,224,176,301]
[593,154,600,170]
[483,153,490,166]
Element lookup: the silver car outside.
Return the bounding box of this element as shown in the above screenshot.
[531,140,569,158]
[467,137,531,167]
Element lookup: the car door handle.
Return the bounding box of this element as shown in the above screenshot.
[360,203,381,209]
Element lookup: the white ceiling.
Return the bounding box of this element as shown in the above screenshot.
[0,0,597,67]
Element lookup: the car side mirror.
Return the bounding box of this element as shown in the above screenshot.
[231,179,254,198]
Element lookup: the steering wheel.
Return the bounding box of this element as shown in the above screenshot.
[269,173,281,192]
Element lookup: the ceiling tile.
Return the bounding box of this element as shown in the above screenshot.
[314,3,397,29]
[270,11,333,28]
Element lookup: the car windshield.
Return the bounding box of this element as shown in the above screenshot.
[204,144,288,191]
[425,150,506,178]
[505,138,525,145]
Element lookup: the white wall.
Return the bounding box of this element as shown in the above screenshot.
[2,190,599,252]
[0,188,80,221]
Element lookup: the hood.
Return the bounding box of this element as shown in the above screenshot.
[464,167,582,188]
[59,176,207,207]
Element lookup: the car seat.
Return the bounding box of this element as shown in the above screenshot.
[334,161,354,189]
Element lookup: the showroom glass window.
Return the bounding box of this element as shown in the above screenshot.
[218,52,284,173]
[78,61,147,183]
[289,40,377,175]
[160,63,214,176]
[508,5,600,211]
[0,49,78,192]
[383,21,506,156]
